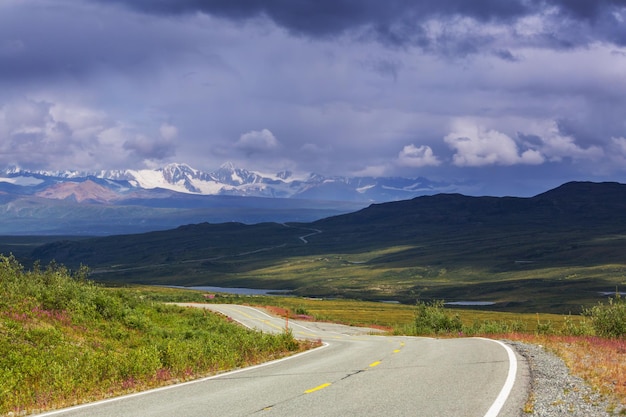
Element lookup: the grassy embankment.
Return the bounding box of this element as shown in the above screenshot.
[0,255,311,416]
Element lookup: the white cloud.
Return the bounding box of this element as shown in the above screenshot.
[608,137,626,169]
[236,128,279,153]
[444,119,544,167]
[396,144,441,167]
[159,123,178,141]
[0,97,180,170]
[612,137,626,154]
[535,121,604,162]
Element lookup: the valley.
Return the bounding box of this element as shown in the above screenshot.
[3,181,626,314]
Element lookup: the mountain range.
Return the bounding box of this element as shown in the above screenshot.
[1,162,456,201]
[0,163,458,235]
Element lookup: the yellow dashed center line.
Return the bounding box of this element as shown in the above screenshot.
[304,382,331,394]
[369,361,381,368]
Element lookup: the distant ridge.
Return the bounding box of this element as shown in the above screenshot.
[0,162,457,202]
[30,181,626,264]
[0,162,462,234]
[25,180,626,313]
[313,181,626,233]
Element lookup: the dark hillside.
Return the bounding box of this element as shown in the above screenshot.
[31,222,303,271]
[315,181,626,228]
[306,181,626,245]
[16,181,626,312]
[530,181,626,222]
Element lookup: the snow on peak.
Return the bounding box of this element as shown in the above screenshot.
[0,162,454,202]
[220,161,236,170]
[0,175,44,186]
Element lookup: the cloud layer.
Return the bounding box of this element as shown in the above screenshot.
[1,0,626,195]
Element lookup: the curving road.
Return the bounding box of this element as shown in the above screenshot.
[39,304,528,417]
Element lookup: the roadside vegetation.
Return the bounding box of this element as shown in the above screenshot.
[2,254,624,414]
[0,255,309,416]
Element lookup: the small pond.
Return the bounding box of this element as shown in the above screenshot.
[169,285,292,296]
[445,301,496,306]
[598,291,626,296]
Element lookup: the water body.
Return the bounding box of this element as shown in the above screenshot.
[170,285,292,296]
[446,301,496,306]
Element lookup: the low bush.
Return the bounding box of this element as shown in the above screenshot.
[0,254,305,415]
[414,300,463,335]
[561,314,593,336]
[583,293,626,338]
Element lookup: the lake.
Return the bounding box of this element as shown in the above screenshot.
[169,285,292,296]
[445,301,496,306]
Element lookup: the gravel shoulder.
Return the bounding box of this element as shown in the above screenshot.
[507,340,625,416]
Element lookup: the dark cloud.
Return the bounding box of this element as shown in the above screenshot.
[550,0,626,19]
[2,0,626,193]
[95,0,533,45]
[97,0,533,24]
[94,0,626,48]
[124,135,177,160]
[0,2,197,83]
[492,49,519,62]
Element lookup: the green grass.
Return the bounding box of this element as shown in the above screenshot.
[2,258,623,414]
[22,222,626,314]
[0,255,307,415]
[128,286,588,335]
[6,230,626,314]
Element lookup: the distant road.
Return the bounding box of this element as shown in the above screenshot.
[39,304,527,417]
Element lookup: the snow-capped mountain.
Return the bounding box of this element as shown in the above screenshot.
[0,163,464,234]
[0,162,456,203]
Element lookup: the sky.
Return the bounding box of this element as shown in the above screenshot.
[1,0,626,196]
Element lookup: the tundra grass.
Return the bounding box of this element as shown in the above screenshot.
[0,255,310,416]
[168,248,625,314]
[130,286,584,334]
[12,223,626,315]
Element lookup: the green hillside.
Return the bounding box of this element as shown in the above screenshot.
[8,181,626,314]
[0,255,303,415]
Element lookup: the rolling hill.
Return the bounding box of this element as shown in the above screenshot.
[12,181,626,313]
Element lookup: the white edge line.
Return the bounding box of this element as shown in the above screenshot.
[479,338,518,417]
[36,342,329,416]
[227,316,253,329]
[211,304,319,333]
[177,304,255,330]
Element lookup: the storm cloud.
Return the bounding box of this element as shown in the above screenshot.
[1,0,626,195]
[93,0,626,48]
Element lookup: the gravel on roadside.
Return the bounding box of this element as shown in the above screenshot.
[507,341,625,416]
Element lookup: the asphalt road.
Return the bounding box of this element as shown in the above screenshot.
[39,304,528,417]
